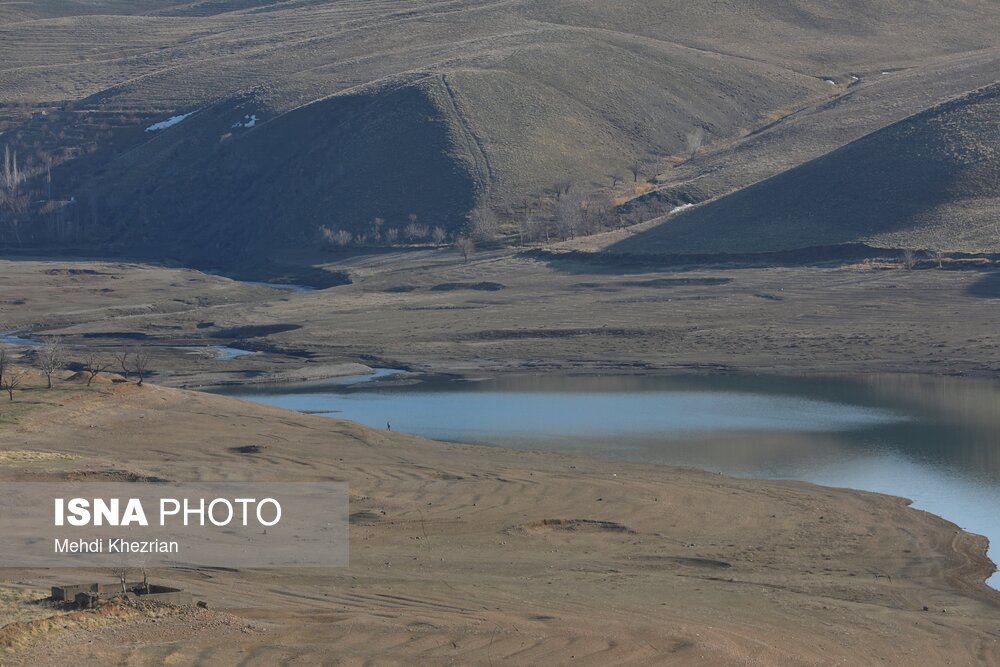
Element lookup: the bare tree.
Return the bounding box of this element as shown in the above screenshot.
[430,226,447,244]
[111,567,130,594]
[468,206,498,241]
[629,161,642,183]
[113,347,130,380]
[556,191,585,240]
[403,222,429,242]
[901,248,917,270]
[609,172,624,188]
[371,217,385,243]
[1,367,26,401]
[132,346,150,386]
[317,225,352,248]
[1,145,30,244]
[515,214,529,246]
[685,126,705,156]
[38,340,64,388]
[332,229,353,246]
[83,353,108,387]
[385,227,400,244]
[455,236,475,263]
[0,347,6,389]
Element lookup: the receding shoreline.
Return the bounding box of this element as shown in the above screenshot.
[1,380,999,664]
[4,257,1000,662]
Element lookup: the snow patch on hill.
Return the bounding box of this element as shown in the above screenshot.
[146,111,197,132]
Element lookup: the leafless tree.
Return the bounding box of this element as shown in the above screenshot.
[585,194,616,234]
[455,236,475,263]
[431,226,447,244]
[629,161,642,183]
[556,191,585,240]
[1,367,26,400]
[514,214,529,246]
[317,225,352,248]
[111,567,130,594]
[333,229,352,246]
[901,248,917,270]
[132,346,150,386]
[371,217,385,243]
[609,172,624,188]
[38,340,64,388]
[1,145,30,244]
[83,353,108,387]
[404,222,429,242]
[385,227,400,244]
[468,206,498,241]
[685,126,705,156]
[0,347,6,388]
[113,347,130,380]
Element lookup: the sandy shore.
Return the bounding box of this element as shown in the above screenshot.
[1,380,998,665]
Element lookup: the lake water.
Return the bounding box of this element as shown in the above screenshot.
[211,372,1000,588]
[1,331,255,361]
[0,330,45,347]
[173,345,256,360]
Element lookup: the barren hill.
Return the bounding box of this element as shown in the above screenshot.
[611,83,1000,256]
[2,0,1000,265]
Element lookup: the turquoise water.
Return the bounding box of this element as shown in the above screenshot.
[212,372,1000,588]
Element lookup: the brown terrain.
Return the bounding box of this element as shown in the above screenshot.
[0,379,997,665]
[2,255,1000,387]
[2,0,1000,664]
[1,253,999,665]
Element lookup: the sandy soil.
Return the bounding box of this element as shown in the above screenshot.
[0,381,998,666]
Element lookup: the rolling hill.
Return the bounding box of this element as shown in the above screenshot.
[2,0,1000,266]
[611,83,1000,256]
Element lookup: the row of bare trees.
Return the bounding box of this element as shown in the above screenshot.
[0,342,150,401]
[1,145,32,245]
[317,219,452,250]
[311,123,711,253]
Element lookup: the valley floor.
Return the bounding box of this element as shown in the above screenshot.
[2,250,999,386]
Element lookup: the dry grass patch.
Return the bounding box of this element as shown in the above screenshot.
[0,451,77,465]
[0,588,57,628]
[0,597,185,654]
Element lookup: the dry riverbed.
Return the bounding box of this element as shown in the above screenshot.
[3,252,1000,388]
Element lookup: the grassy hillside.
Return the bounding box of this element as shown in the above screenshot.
[2,0,999,265]
[81,80,477,262]
[611,84,1000,256]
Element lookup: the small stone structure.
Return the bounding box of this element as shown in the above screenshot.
[51,582,102,600]
[52,582,192,607]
